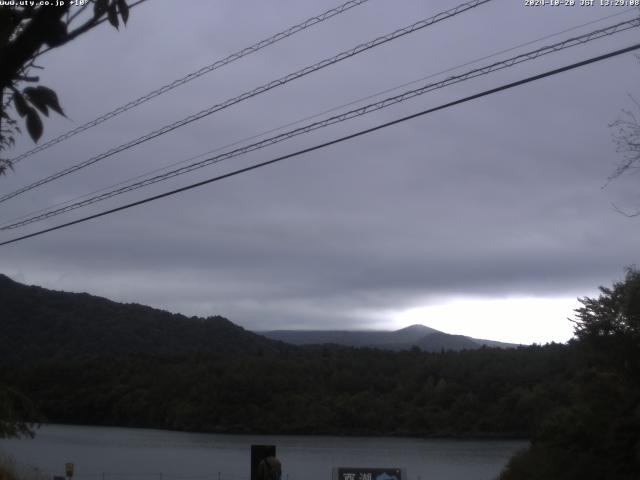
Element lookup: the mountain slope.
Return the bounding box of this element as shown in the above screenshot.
[260,324,516,352]
[262,324,437,346]
[0,274,285,363]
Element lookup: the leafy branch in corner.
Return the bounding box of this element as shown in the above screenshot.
[0,0,137,176]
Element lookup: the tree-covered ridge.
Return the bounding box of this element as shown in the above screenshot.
[1,344,574,438]
[0,272,516,367]
[0,272,567,439]
[259,325,516,352]
[2,270,639,478]
[0,274,287,363]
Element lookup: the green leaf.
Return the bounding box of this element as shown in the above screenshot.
[117,0,129,25]
[107,3,119,29]
[23,87,49,117]
[25,109,43,143]
[13,92,29,118]
[24,86,65,117]
[94,0,108,17]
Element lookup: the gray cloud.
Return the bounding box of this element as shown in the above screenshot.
[1,0,639,340]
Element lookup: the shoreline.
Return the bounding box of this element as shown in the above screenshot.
[20,422,531,442]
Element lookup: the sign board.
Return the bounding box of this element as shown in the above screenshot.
[65,463,74,478]
[335,468,403,480]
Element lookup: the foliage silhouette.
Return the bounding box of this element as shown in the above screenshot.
[499,268,640,479]
[0,0,134,175]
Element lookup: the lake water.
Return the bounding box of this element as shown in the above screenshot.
[0,425,527,480]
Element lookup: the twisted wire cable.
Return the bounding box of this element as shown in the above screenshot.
[0,0,492,204]
[2,41,640,247]
[4,17,638,231]
[9,0,372,164]
[4,6,632,229]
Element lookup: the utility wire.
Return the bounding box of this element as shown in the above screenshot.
[9,0,372,164]
[3,17,638,231]
[4,5,632,229]
[4,4,635,234]
[2,41,639,247]
[0,0,492,204]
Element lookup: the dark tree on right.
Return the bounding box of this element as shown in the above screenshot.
[500,268,640,480]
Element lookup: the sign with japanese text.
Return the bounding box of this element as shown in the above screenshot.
[336,468,402,480]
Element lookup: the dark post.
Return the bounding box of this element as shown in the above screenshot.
[65,463,74,480]
[251,445,276,480]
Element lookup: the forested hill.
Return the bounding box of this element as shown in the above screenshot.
[2,271,639,477]
[0,274,286,363]
[0,273,514,364]
[260,325,517,351]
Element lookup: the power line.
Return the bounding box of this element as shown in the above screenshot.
[5,5,632,230]
[9,0,372,164]
[5,17,636,228]
[2,41,639,247]
[0,0,492,204]
[4,17,638,231]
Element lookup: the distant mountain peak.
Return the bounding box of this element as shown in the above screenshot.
[260,324,517,352]
[396,324,437,334]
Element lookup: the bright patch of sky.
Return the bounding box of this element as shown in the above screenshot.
[391,296,581,344]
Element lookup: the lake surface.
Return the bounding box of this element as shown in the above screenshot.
[0,425,527,480]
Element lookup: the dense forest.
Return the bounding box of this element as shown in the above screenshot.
[0,272,569,438]
[1,270,639,478]
[1,343,573,437]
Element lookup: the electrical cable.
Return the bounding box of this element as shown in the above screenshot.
[9,0,372,164]
[3,17,638,230]
[2,41,639,247]
[0,0,492,204]
[4,5,632,229]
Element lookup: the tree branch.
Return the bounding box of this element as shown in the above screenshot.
[0,6,70,91]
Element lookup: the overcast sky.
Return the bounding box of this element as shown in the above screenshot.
[1,0,639,343]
